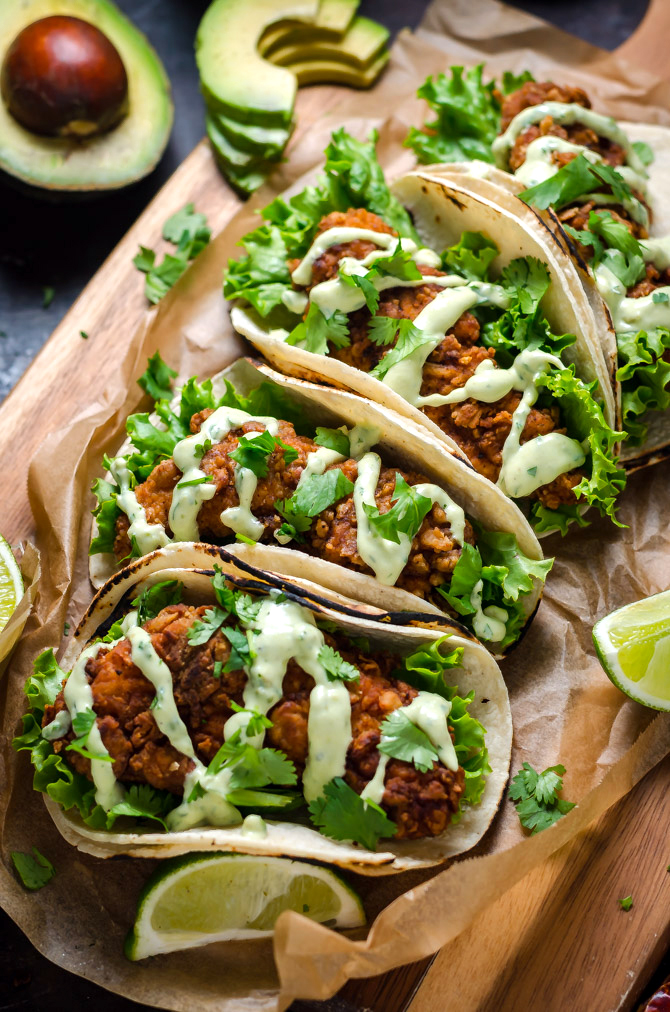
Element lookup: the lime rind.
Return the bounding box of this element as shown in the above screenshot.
[125,852,364,960]
[0,536,23,635]
[593,589,670,711]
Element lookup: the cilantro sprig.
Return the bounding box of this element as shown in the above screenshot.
[308,777,396,850]
[275,467,354,537]
[509,761,575,834]
[229,430,299,477]
[317,644,360,682]
[363,473,432,544]
[378,710,438,772]
[134,203,211,304]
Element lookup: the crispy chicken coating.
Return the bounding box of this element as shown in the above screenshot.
[44,604,465,839]
[498,80,591,132]
[293,209,582,506]
[114,418,474,604]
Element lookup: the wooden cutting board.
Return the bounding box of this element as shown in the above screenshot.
[2,4,670,1011]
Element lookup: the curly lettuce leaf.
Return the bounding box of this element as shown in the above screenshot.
[405,64,533,165]
[537,366,626,525]
[224,128,419,318]
[442,231,499,281]
[617,327,670,445]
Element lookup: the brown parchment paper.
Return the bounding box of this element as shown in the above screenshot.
[1,2,670,1009]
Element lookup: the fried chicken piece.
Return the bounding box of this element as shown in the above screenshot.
[499,80,591,132]
[288,208,397,292]
[114,417,474,603]
[44,605,465,839]
[627,261,670,298]
[509,118,626,173]
[557,199,650,253]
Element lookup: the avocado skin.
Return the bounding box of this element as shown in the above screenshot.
[0,0,173,194]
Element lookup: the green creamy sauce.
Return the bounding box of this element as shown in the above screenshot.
[109,457,170,555]
[169,408,280,542]
[381,287,480,404]
[492,102,647,178]
[62,642,124,810]
[595,264,670,335]
[310,264,466,317]
[642,236,670,270]
[353,451,466,586]
[282,289,309,314]
[241,813,267,838]
[291,227,441,287]
[470,580,509,642]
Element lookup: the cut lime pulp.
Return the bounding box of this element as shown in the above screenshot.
[593,589,670,710]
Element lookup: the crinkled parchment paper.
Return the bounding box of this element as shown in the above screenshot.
[1,2,670,1009]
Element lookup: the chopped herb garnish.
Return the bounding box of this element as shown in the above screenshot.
[176,475,214,488]
[235,533,257,545]
[80,330,89,340]
[230,700,273,737]
[213,660,223,678]
[509,761,575,834]
[363,473,432,544]
[286,302,350,355]
[134,203,211,303]
[653,291,669,304]
[317,644,360,682]
[137,351,177,402]
[308,777,396,850]
[132,580,183,624]
[619,895,633,911]
[314,427,350,458]
[369,319,426,380]
[187,607,228,645]
[378,710,438,772]
[229,430,298,477]
[276,468,354,531]
[42,286,55,308]
[63,623,70,636]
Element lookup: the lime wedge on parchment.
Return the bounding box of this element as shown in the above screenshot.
[0,535,23,636]
[125,852,365,960]
[593,589,670,710]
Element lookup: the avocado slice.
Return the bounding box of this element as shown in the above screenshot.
[196,0,319,128]
[259,0,359,52]
[286,50,390,87]
[206,114,282,170]
[210,111,292,157]
[0,0,172,191]
[267,16,389,69]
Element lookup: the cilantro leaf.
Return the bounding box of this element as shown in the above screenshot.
[105,783,171,830]
[277,469,354,530]
[11,848,55,891]
[132,580,183,624]
[619,895,633,911]
[633,140,654,166]
[229,430,298,477]
[187,607,228,645]
[339,269,380,314]
[315,427,350,457]
[520,154,633,212]
[71,708,96,740]
[368,316,400,347]
[565,210,646,287]
[206,730,297,789]
[137,352,177,403]
[226,788,301,809]
[378,710,439,772]
[220,626,251,672]
[134,204,211,303]
[363,473,432,544]
[509,761,575,834]
[317,644,360,682]
[373,240,422,281]
[308,777,397,850]
[370,319,427,380]
[230,701,273,737]
[286,302,350,355]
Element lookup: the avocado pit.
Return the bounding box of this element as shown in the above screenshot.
[1,15,128,138]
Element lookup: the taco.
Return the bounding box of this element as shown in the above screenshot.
[406,68,670,467]
[15,544,512,873]
[89,355,550,654]
[225,128,624,537]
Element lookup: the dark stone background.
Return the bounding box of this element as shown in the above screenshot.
[0,1,652,1009]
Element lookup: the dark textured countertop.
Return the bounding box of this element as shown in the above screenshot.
[0,1,653,1010]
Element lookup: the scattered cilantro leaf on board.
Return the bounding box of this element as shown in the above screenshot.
[619,895,633,912]
[11,848,55,891]
[134,203,211,303]
[509,761,575,834]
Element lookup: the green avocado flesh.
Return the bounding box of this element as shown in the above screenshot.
[266,17,389,67]
[206,114,282,171]
[211,111,291,157]
[196,0,320,127]
[0,0,173,191]
[259,0,359,51]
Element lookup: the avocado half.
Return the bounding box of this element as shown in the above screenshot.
[0,0,173,192]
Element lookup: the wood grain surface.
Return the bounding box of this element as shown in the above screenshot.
[3,4,670,1012]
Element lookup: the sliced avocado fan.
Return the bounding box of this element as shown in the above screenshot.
[196,0,390,197]
[0,0,173,192]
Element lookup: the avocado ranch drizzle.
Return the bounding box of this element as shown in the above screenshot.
[596,235,670,336]
[43,592,466,833]
[284,226,586,503]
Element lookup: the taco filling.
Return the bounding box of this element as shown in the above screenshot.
[16,572,492,849]
[226,130,623,534]
[90,361,549,648]
[407,67,669,448]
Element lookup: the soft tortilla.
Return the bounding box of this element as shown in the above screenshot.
[52,544,512,874]
[90,357,545,656]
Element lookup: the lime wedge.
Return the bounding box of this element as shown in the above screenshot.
[125,852,365,960]
[593,589,670,710]
[0,536,22,636]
